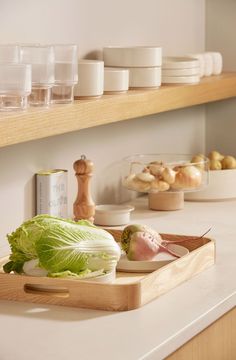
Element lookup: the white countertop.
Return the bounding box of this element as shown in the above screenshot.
[0,197,235,360]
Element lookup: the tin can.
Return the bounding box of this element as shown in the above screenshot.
[36,169,68,218]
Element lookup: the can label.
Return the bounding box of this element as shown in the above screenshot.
[36,169,68,218]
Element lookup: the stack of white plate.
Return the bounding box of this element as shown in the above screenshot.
[103,46,162,89]
[162,57,200,84]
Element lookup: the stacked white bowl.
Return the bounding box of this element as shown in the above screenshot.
[162,57,201,84]
[189,52,223,77]
[103,46,162,89]
[104,67,129,94]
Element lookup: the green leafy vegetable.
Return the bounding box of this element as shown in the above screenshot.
[4,215,120,278]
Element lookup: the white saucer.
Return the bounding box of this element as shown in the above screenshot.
[116,244,189,273]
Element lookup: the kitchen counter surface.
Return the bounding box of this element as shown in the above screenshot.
[0,197,235,360]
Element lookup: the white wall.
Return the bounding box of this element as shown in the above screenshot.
[206,0,236,155]
[0,0,205,255]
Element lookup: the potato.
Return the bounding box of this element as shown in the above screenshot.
[221,156,236,169]
[208,150,224,161]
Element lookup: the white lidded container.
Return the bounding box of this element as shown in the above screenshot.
[74,60,104,98]
[103,46,162,67]
[0,63,31,111]
[104,67,129,93]
[36,169,68,218]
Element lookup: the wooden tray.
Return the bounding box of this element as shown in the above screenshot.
[0,231,215,311]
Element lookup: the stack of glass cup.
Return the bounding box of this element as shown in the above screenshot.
[0,44,31,111]
[51,44,78,103]
[20,45,55,107]
[0,43,78,111]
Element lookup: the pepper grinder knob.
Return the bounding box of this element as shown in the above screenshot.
[73,155,95,223]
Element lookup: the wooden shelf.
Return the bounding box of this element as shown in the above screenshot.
[1,72,236,148]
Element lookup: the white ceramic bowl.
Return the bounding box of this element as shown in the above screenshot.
[104,67,129,93]
[162,75,200,84]
[74,60,104,98]
[103,46,162,67]
[202,53,213,76]
[162,67,200,77]
[207,52,223,75]
[129,67,161,88]
[162,57,200,69]
[94,204,134,226]
[185,169,236,201]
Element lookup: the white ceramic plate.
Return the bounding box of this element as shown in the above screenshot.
[162,75,200,84]
[116,244,189,273]
[162,67,200,76]
[162,56,200,69]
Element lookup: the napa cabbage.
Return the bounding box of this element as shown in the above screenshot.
[4,215,121,278]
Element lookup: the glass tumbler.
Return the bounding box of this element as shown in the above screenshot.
[0,44,21,64]
[0,64,31,111]
[51,44,78,104]
[20,45,55,107]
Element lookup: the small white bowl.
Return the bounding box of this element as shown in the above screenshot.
[104,67,129,94]
[162,57,200,69]
[185,169,236,201]
[207,52,223,75]
[202,53,213,76]
[162,75,200,84]
[74,60,104,98]
[94,204,134,226]
[103,46,162,67]
[129,67,161,88]
[162,67,200,77]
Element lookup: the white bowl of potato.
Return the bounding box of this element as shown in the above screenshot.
[185,151,236,201]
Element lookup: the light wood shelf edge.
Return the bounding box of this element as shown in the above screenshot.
[1,72,236,148]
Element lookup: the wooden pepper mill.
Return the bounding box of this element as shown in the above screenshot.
[73,155,95,223]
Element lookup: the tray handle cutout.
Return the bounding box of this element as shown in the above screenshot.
[24,283,70,298]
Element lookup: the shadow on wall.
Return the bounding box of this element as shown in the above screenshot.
[84,50,103,60]
[96,160,137,204]
[24,175,36,220]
